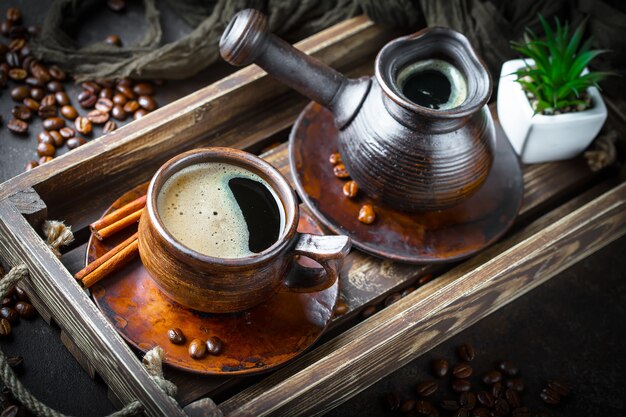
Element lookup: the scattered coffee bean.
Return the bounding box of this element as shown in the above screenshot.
[416,380,438,397]
[75,116,93,135]
[113,93,128,105]
[105,34,122,46]
[39,156,54,164]
[10,86,29,101]
[8,68,27,81]
[333,163,350,178]
[457,344,475,362]
[78,90,97,108]
[59,127,75,140]
[360,305,377,319]
[133,82,154,96]
[49,130,64,147]
[506,377,525,392]
[494,398,510,414]
[432,358,449,377]
[43,117,65,131]
[36,142,55,157]
[111,104,127,120]
[41,94,56,108]
[383,393,400,411]
[492,382,503,398]
[123,99,139,113]
[66,137,86,150]
[440,399,460,411]
[342,180,359,198]
[400,286,415,297]
[6,356,23,369]
[30,87,45,101]
[107,0,126,12]
[329,152,341,165]
[167,328,186,345]
[87,109,109,124]
[477,391,494,408]
[482,370,502,385]
[189,338,206,359]
[7,118,28,134]
[81,81,101,94]
[0,318,11,336]
[384,292,401,307]
[61,105,78,120]
[133,108,149,119]
[138,95,157,111]
[415,400,433,414]
[472,408,489,417]
[540,388,560,405]
[206,336,223,355]
[11,105,32,121]
[103,120,117,134]
[25,160,38,171]
[358,204,375,224]
[452,363,473,379]
[23,98,40,111]
[498,360,519,376]
[400,399,416,413]
[511,407,532,417]
[46,80,64,93]
[55,91,70,106]
[49,65,66,81]
[454,407,469,417]
[459,391,476,409]
[95,97,114,112]
[38,105,57,119]
[1,405,19,417]
[100,87,114,99]
[334,299,348,316]
[6,7,21,22]
[452,379,471,393]
[505,387,522,408]
[25,76,43,87]
[0,307,18,324]
[117,84,135,99]
[547,380,569,397]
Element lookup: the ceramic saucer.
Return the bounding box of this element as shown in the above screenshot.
[87,183,338,375]
[289,102,524,264]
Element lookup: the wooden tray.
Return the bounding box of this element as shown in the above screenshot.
[0,16,625,417]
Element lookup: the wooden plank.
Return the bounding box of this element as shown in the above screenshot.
[0,199,185,417]
[60,330,97,379]
[7,187,47,231]
[218,181,626,416]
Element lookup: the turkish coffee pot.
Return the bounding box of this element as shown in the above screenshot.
[220,10,496,211]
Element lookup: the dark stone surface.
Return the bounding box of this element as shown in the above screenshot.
[1,2,625,416]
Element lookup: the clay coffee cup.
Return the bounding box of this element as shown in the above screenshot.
[138,147,351,313]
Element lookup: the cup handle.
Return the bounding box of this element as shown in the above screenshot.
[284,233,351,292]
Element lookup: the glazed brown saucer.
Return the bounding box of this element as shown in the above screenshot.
[289,103,524,264]
[87,183,338,375]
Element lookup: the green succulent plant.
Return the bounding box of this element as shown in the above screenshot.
[511,15,610,115]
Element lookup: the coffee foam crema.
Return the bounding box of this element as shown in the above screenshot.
[156,162,282,258]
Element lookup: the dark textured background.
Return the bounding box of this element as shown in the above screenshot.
[0,1,625,416]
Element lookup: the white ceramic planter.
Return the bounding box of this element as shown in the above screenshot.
[497,59,607,164]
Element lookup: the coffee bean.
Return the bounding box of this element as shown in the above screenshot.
[400,399,416,413]
[497,360,518,377]
[32,64,51,83]
[511,407,532,417]
[138,95,157,111]
[133,82,154,96]
[30,87,44,101]
[492,382,503,398]
[40,94,56,108]
[113,93,128,105]
[6,7,21,22]
[505,388,521,408]
[25,76,43,87]
[123,100,139,113]
[61,105,78,120]
[459,392,476,409]
[540,388,560,405]
[105,35,122,46]
[95,97,114,113]
[189,338,206,359]
[22,55,36,70]
[102,120,117,134]
[107,0,126,12]
[38,105,57,119]
[384,292,401,307]
[87,109,109,124]
[9,38,25,52]
[55,91,70,106]
[432,358,449,378]
[477,391,494,408]
[0,21,12,37]
[482,370,502,385]
[43,117,65,131]
[66,137,86,150]
[11,105,32,121]
[506,378,525,392]
[78,90,97,108]
[117,77,133,87]
[416,380,438,397]
[7,118,28,134]
[472,408,489,417]
[49,130,64,147]
[99,87,114,99]
[39,156,54,164]
[400,286,415,297]
[38,131,55,146]
[48,64,66,80]
[454,407,469,417]
[457,344,475,361]
[358,204,376,224]
[25,160,38,171]
[0,307,18,324]
[452,379,471,393]
[8,68,27,81]
[75,116,93,135]
[111,104,127,120]
[5,51,20,68]
[383,393,400,411]
[117,84,135,99]
[15,286,28,301]
[59,127,75,140]
[547,380,570,397]
[440,399,459,411]
[206,336,223,355]
[334,299,348,315]
[342,180,359,198]
[134,108,149,119]
[1,405,19,417]
[415,400,433,414]
[167,328,186,345]
[453,363,473,379]
[36,142,55,157]
[81,81,101,94]
[10,86,29,101]
[333,163,350,178]
[494,398,510,414]
[0,318,11,336]
[7,356,23,369]
[360,305,377,319]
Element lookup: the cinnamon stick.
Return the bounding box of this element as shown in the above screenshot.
[93,209,143,241]
[81,239,139,288]
[75,232,138,281]
[90,195,146,236]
